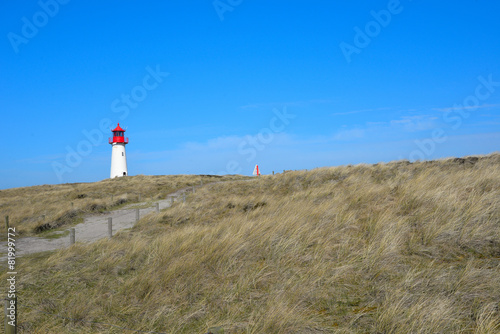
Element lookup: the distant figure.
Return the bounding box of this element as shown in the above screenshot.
[109,123,129,178]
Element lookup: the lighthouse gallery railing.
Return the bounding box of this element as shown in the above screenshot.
[109,137,129,144]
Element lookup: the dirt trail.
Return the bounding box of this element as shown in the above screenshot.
[3,186,197,260]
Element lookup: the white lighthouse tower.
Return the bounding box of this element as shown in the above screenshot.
[109,123,129,178]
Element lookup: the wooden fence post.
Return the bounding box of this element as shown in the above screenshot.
[183,193,186,203]
[69,228,75,245]
[135,208,140,222]
[138,193,141,201]
[156,203,160,213]
[5,216,8,231]
[192,186,195,194]
[4,297,16,334]
[108,218,112,238]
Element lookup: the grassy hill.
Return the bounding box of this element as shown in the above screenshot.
[2,155,500,333]
[0,174,247,237]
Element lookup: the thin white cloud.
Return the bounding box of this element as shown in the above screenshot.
[389,115,438,132]
[366,121,387,126]
[330,114,439,138]
[433,103,500,112]
[183,135,243,151]
[331,107,393,116]
[333,128,365,141]
[239,98,336,110]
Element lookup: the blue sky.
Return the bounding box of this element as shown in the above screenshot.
[1,0,500,189]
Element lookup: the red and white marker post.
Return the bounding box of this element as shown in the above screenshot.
[253,164,260,177]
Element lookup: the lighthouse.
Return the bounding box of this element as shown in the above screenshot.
[109,123,129,178]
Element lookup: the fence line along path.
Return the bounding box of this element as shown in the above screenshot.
[2,186,196,260]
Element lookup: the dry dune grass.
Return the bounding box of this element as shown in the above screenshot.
[0,174,246,236]
[3,154,500,333]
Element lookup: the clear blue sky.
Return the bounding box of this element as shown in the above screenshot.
[1,0,500,189]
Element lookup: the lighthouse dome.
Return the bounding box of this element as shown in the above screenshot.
[112,123,126,132]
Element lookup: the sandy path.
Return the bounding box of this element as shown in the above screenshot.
[3,186,197,260]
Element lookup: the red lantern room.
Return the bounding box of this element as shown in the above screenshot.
[109,123,129,144]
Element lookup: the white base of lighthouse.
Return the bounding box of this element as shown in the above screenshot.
[110,143,128,178]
